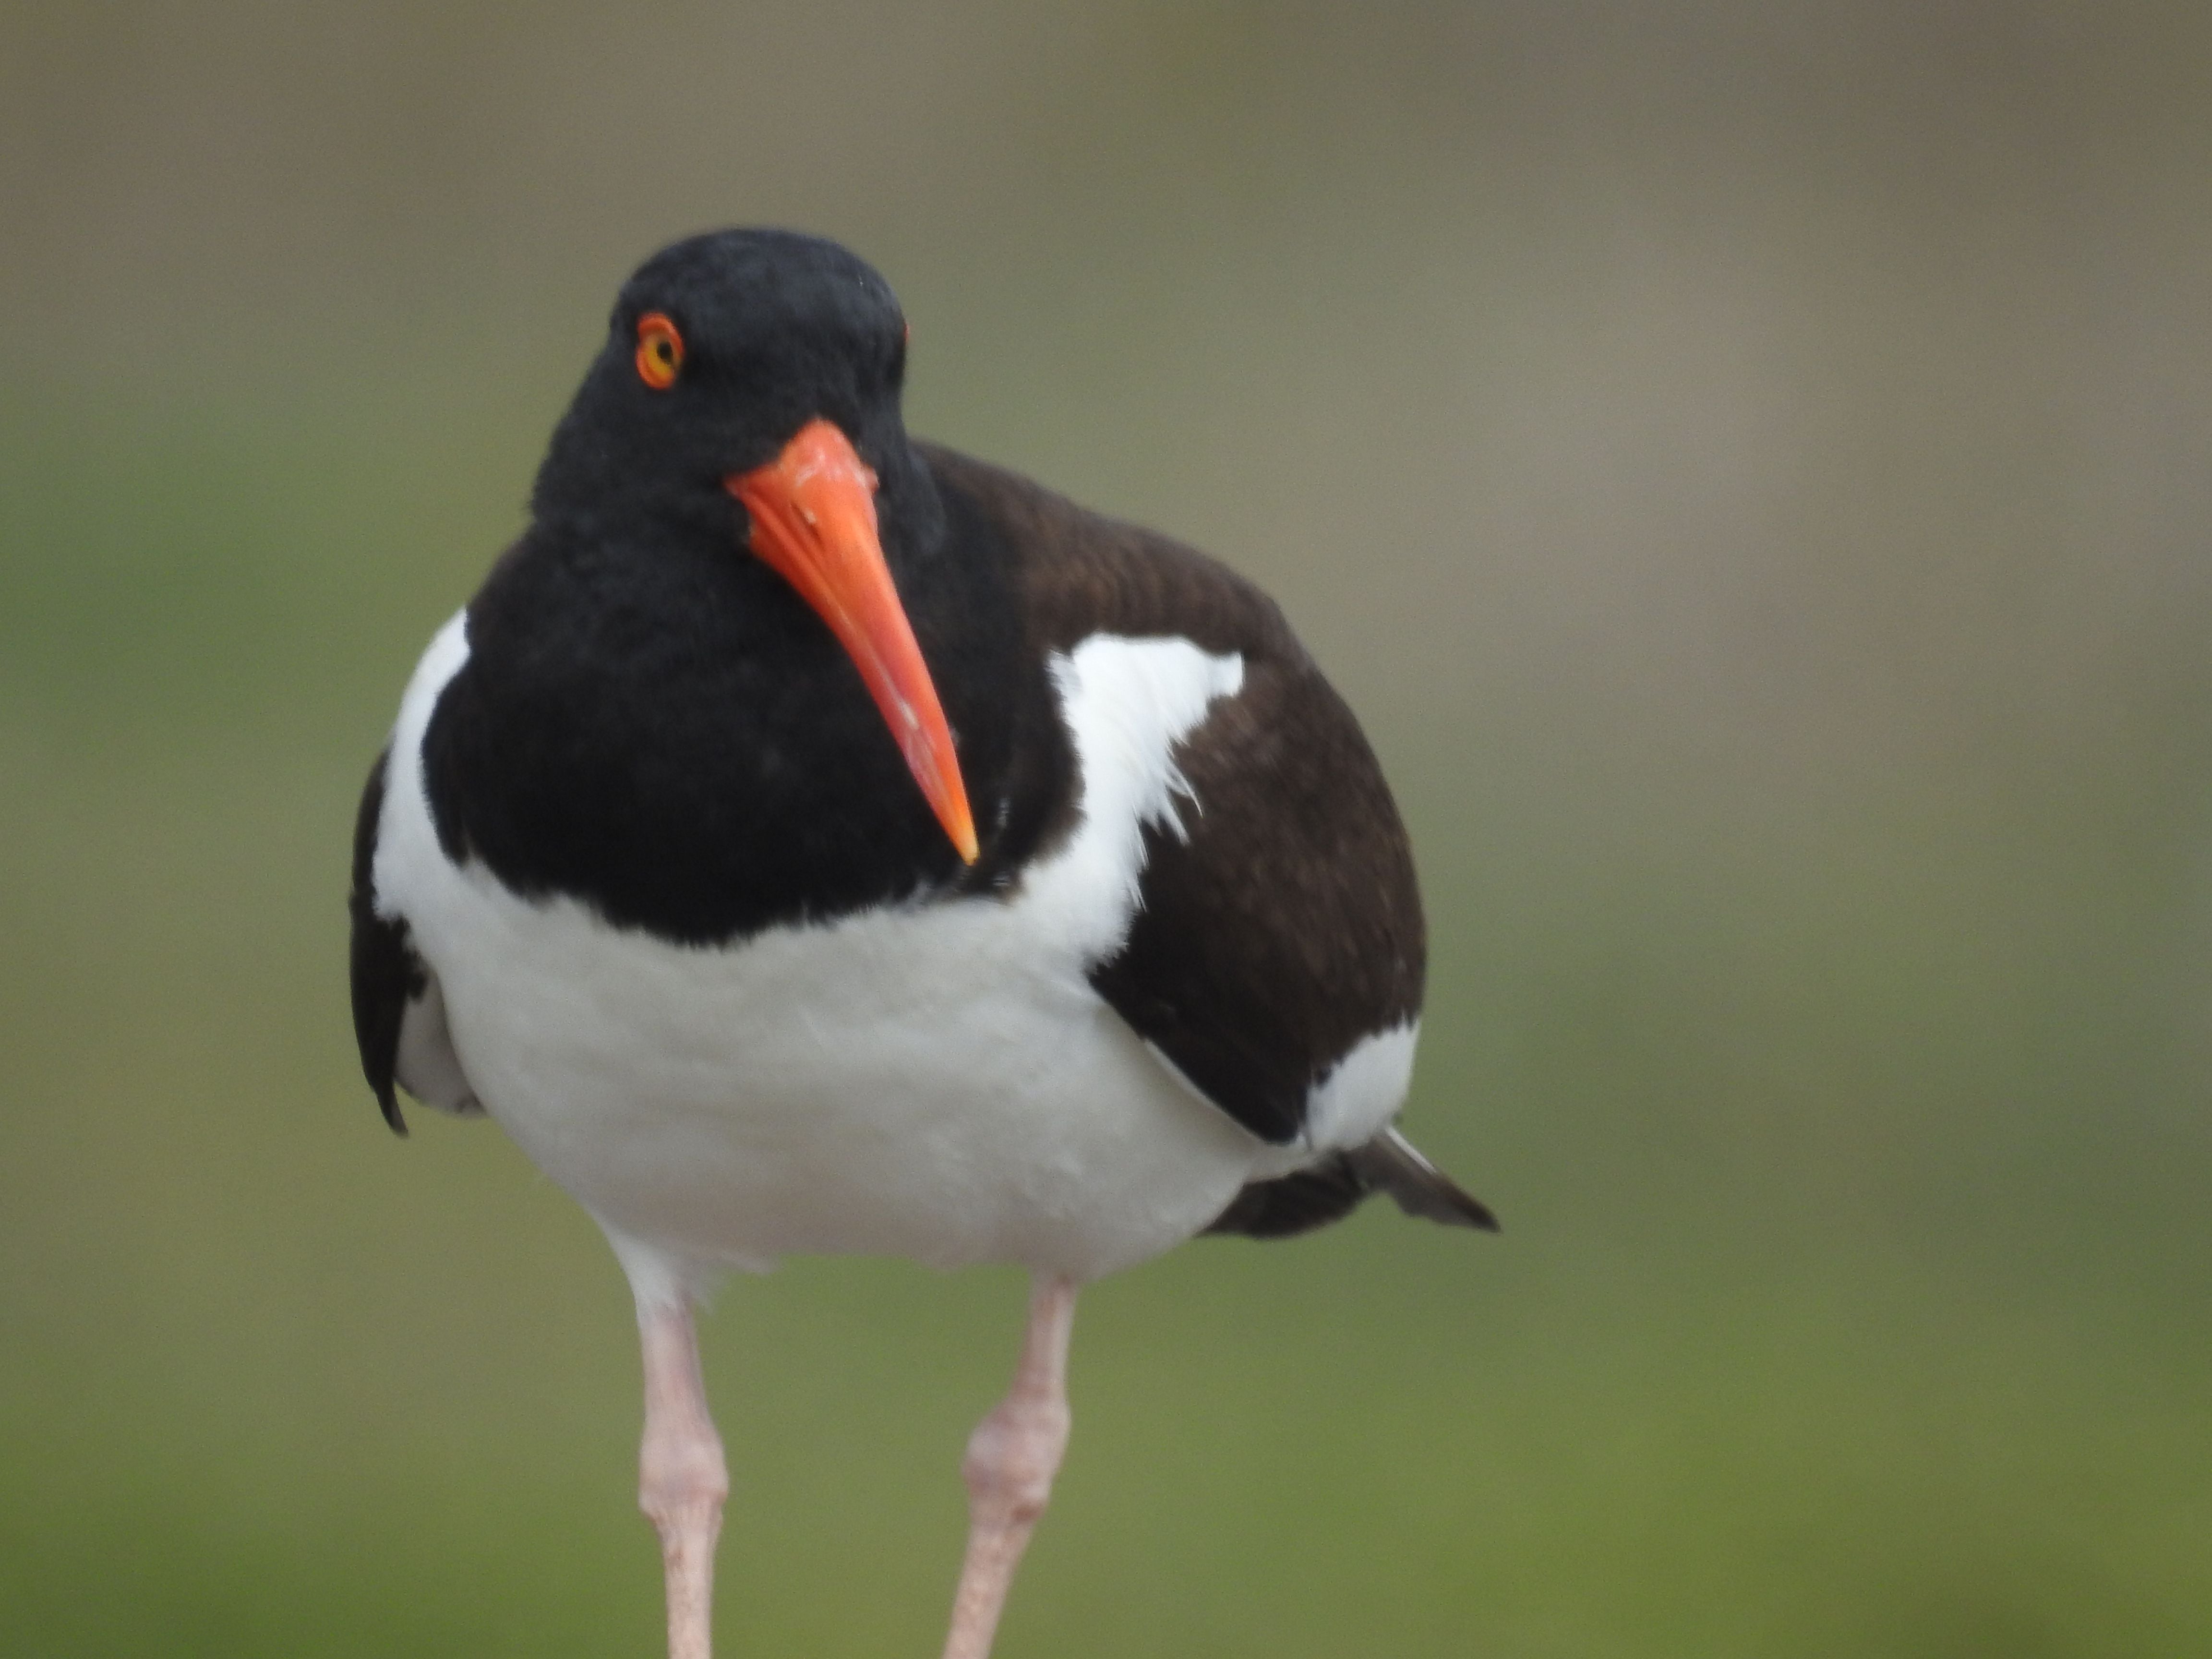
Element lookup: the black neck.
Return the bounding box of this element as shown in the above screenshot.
[419,455,1071,945]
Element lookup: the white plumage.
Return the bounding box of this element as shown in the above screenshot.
[372,613,1416,1295]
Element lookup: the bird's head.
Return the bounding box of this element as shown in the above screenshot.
[531,228,976,864]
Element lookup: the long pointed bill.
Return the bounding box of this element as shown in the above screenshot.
[727,420,979,864]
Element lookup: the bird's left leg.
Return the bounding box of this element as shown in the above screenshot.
[939,1273,1079,1659]
[636,1297,728,1659]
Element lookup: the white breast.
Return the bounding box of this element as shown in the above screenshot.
[373,613,1413,1287]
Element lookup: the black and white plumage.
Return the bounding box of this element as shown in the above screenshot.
[348,228,1493,1659]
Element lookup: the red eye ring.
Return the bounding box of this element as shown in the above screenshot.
[635,312,684,389]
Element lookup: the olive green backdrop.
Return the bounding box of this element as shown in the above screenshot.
[3,4,2209,1655]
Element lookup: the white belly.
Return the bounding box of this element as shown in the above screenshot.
[373,614,1396,1285]
[411,891,1268,1280]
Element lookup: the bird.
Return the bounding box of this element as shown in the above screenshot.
[348,227,1496,1659]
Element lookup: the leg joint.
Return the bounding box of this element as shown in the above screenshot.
[962,1396,1071,1520]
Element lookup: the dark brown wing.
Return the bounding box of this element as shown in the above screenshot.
[925,443,1424,1145]
[1088,651,1424,1143]
[923,447,1491,1238]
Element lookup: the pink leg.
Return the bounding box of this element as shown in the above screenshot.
[637,1301,729,1659]
[940,1274,1080,1659]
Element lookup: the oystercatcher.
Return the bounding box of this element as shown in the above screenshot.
[349,228,1495,1659]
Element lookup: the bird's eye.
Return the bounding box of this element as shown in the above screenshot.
[635,313,684,389]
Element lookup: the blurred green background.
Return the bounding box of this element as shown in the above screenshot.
[4,3,2210,1655]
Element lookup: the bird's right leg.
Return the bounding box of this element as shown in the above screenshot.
[637,1297,728,1659]
[939,1273,1079,1659]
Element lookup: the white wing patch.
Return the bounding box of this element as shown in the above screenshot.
[1303,1020,1419,1151]
[1223,1021,1423,1181]
[1021,635,1245,961]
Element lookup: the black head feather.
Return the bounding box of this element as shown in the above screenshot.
[532,228,925,546]
[416,229,1059,945]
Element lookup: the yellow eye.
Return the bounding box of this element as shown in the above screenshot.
[635,312,684,389]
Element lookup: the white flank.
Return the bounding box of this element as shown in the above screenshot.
[393,969,480,1116]
[1305,1021,1420,1152]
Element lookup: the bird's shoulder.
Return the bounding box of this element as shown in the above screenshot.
[917,443,1306,668]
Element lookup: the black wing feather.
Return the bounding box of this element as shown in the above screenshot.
[348,749,421,1136]
[922,447,1487,1241]
[1087,656,1425,1145]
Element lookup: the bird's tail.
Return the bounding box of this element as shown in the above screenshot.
[1346,1127,1500,1231]
[1204,1125,1500,1238]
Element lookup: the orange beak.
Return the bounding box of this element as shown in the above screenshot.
[726,420,979,864]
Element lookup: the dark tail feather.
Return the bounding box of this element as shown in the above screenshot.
[1202,1127,1500,1241]
[1347,1128,1500,1232]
